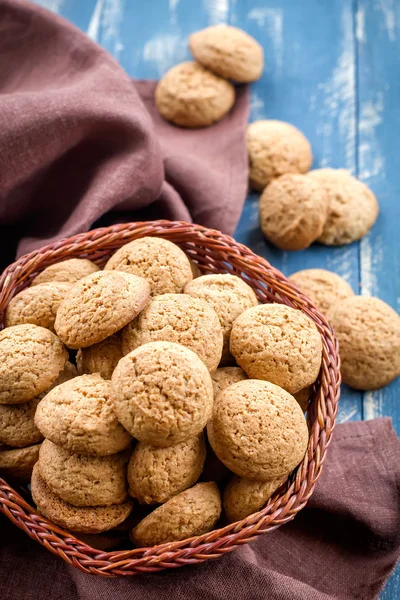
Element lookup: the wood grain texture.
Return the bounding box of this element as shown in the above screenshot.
[31,1,400,596]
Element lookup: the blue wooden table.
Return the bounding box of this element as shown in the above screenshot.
[34,1,400,596]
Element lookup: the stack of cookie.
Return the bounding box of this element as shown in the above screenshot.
[0,236,398,548]
[155,25,264,128]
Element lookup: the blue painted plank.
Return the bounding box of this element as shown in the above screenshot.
[356,3,400,598]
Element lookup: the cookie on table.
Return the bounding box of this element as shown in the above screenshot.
[155,61,235,128]
[5,282,72,332]
[76,332,123,380]
[331,296,400,390]
[189,25,264,83]
[293,386,312,412]
[112,341,213,446]
[288,268,354,321]
[35,374,132,456]
[105,237,193,296]
[0,443,41,483]
[38,440,129,507]
[121,294,223,372]
[128,434,206,504]
[230,304,322,394]
[55,271,150,349]
[31,463,133,534]
[259,174,330,251]
[0,362,77,448]
[223,475,284,522]
[31,258,100,286]
[211,366,248,398]
[308,169,379,245]
[131,482,221,547]
[207,380,309,480]
[184,274,258,365]
[247,120,313,191]
[0,324,68,405]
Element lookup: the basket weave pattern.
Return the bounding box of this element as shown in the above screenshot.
[0,220,340,576]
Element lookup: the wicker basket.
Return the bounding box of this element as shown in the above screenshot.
[0,220,340,577]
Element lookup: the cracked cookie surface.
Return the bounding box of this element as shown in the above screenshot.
[112,341,213,447]
[0,324,68,404]
[31,258,100,286]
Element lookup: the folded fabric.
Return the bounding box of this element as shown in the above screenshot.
[1,418,399,600]
[0,0,249,270]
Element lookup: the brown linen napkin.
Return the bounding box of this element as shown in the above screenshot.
[1,418,399,600]
[0,0,249,269]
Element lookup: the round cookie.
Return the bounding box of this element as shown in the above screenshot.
[259,174,329,250]
[155,61,235,128]
[331,296,400,390]
[247,120,313,191]
[207,379,309,480]
[0,361,77,448]
[105,237,193,296]
[76,333,123,380]
[121,294,223,372]
[5,282,72,332]
[0,324,68,405]
[31,258,100,286]
[288,268,355,321]
[230,304,322,394]
[293,386,312,412]
[189,25,263,83]
[31,463,133,534]
[128,434,206,504]
[38,440,128,507]
[131,482,221,547]
[308,169,379,245]
[111,341,214,447]
[35,374,132,456]
[55,271,150,349]
[0,443,41,483]
[223,475,283,522]
[211,366,248,398]
[184,274,258,365]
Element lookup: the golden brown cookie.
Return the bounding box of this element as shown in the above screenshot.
[211,366,248,398]
[5,282,72,332]
[0,324,68,405]
[188,259,202,279]
[207,379,309,480]
[288,268,355,321]
[38,440,129,507]
[128,434,206,504]
[230,304,322,394]
[259,174,330,250]
[31,258,100,286]
[0,362,77,448]
[0,443,41,483]
[331,296,400,390]
[189,25,263,83]
[223,475,283,522]
[76,333,123,380]
[155,61,235,128]
[247,120,313,191]
[121,294,223,372]
[293,386,312,412]
[55,271,150,349]
[31,463,133,534]
[105,237,193,296]
[35,374,132,456]
[131,482,221,547]
[112,341,213,446]
[184,274,258,365]
[308,169,379,245]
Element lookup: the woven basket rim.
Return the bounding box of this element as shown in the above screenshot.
[0,220,341,576]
